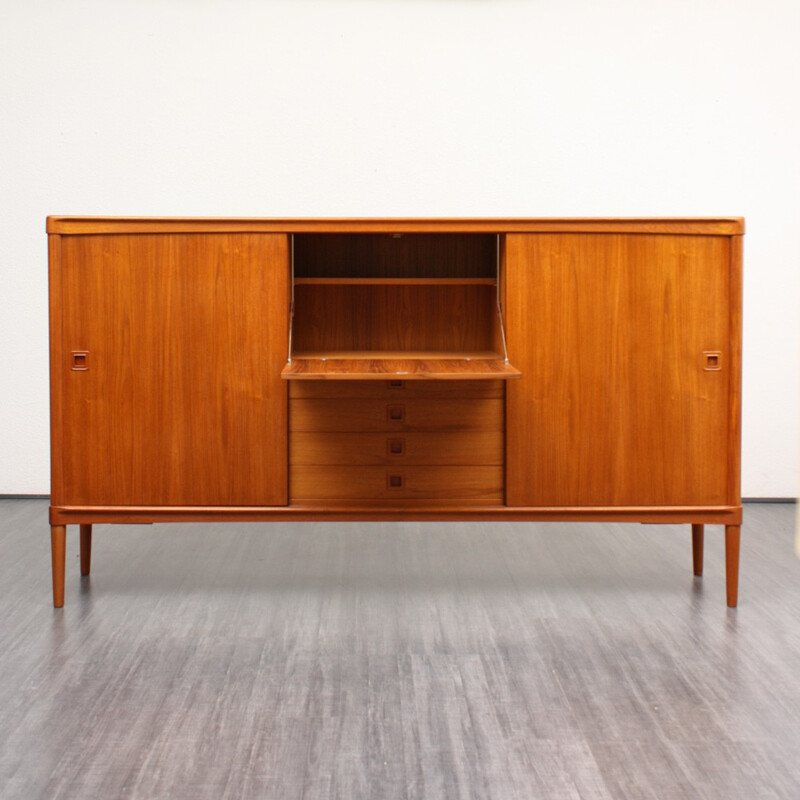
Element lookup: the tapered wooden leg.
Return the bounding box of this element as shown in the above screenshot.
[51,525,66,608]
[80,524,92,576]
[725,524,741,608]
[691,524,704,576]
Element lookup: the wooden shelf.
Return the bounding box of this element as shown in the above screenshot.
[281,351,521,380]
[293,277,496,286]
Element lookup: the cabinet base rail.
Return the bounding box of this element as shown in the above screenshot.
[50,504,742,525]
[49,508,742,609]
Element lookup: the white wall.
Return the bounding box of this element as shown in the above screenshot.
[1,0,798,496]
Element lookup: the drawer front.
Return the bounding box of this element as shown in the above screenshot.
[289,397,504,433]
[290,465,504,503]
[290,431,504,466]
[289,379,505,399]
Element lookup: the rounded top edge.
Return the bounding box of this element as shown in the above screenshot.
[46,216,745,235]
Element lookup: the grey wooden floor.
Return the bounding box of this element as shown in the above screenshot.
[1,500,799,799]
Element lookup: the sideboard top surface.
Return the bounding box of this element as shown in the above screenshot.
[46,217,745,236]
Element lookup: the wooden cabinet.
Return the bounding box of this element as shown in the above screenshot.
[47,217,743,607]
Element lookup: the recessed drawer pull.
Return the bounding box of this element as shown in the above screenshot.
[387,473,405,489]
[386,404,405,422]
[387,380,405,389]
[387,438,406,456]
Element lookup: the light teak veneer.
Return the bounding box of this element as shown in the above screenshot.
[47,217,743,607]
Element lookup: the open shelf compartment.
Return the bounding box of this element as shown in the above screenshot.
[282,233,520,381]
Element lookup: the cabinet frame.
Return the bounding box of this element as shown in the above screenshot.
[47,216,744,608]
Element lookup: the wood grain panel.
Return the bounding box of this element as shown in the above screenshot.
[506,233,733,507]
[290,398,504,433]
[290,431,504,466]
[289,379,505,399]
[727,235,744,505]
[56,233,289,506]
[292,284,496,352]
[290,465,504,503]
[48,234,64,503]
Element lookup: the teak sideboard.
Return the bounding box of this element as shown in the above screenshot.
[47,217,744,607]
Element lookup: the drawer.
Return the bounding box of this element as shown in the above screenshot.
[290,465,504,504]
[289,397,504,432]
[290,431,504,466]
[289,379,505,399]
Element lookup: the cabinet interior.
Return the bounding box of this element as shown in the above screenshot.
[283,233,520,380]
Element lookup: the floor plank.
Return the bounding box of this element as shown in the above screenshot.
[0,500,799,799]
